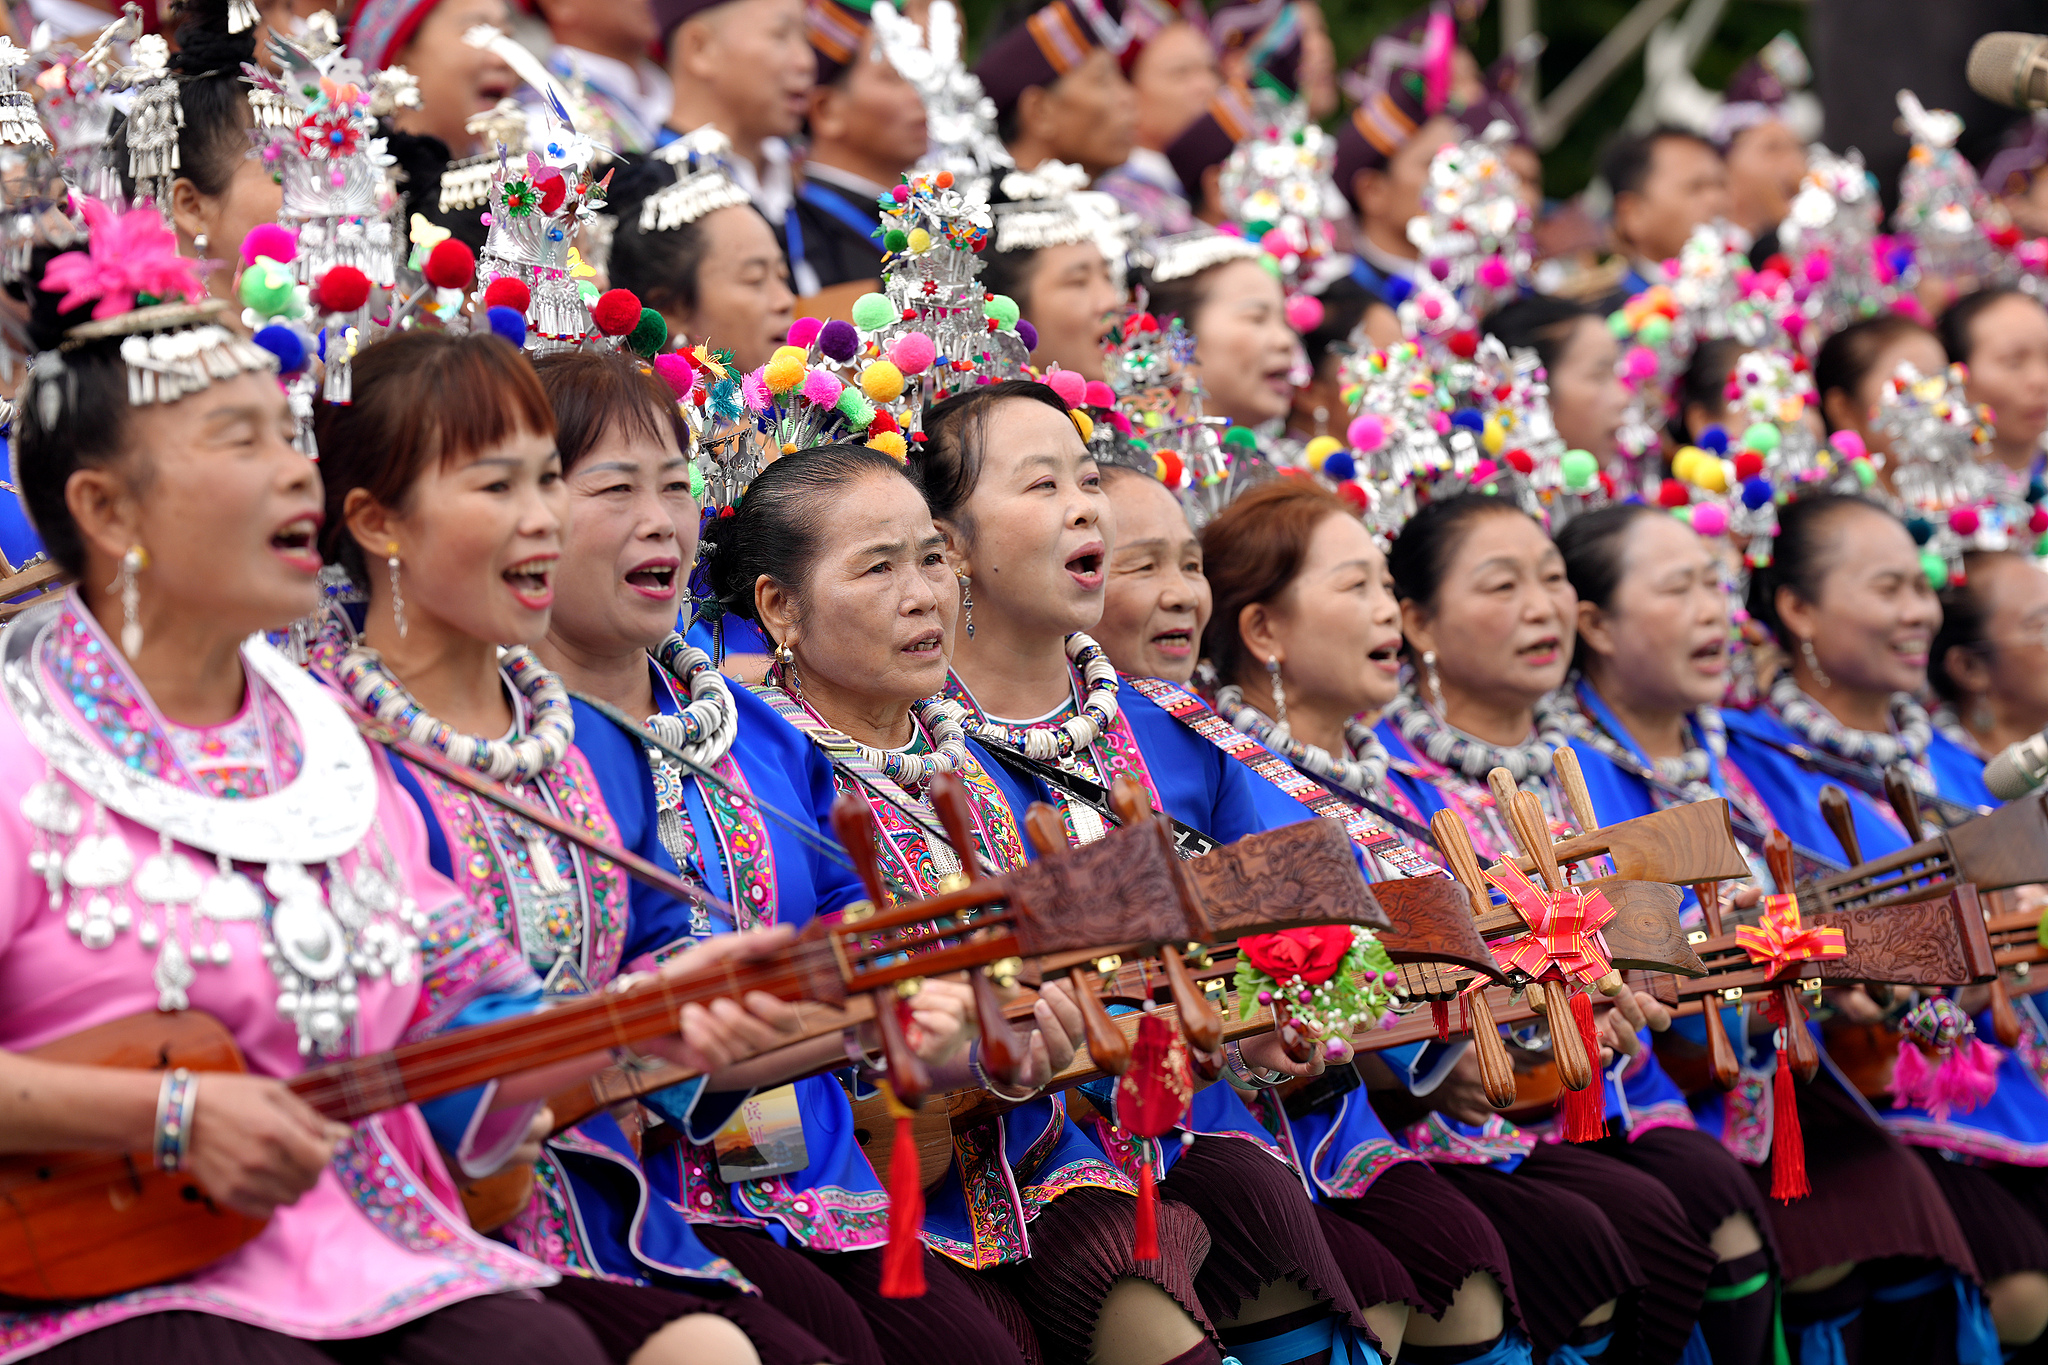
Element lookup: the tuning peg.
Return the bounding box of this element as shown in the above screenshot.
[1430,809,1493,908]
[872,986,933,1101]
[1108,772,1153,828]
[1762,828,1795,895]
[1776,983,1820,1084]
[1485,767,1519,824]
[1817,787,1862,868]
[1694,880,1740,1091]
[1159,945,1222,1055]
[1464,990,1519,1109]
[1553,747,1598,836]
[1543,979,1594,1090]
[832,794,889,910]
[1068,964,1132,1075]
[1883,767,1924,841]
[1510,791,1564,895]
[1022,802,1068,859]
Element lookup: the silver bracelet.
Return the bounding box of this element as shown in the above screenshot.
[1224,1040,1286,1091]
[969,1041,1042,1102]
[154,1067,198,1171]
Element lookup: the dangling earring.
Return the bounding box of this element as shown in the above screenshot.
[112,544,147,658]
[193,232,207,257]
[958,573,974,639]
[1312,404,1330,437]
[1423,649,1445,713]
[1800,638,1830,690]
[1266,655,1288,732]
[386,542,407,639]
[771,640,800,696]
[1971,699,1997,734]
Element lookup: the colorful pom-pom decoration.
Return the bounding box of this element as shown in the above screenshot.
[765,349,807,392]
[592,288,642,336]
[652,352,696,400]
[1323,450,1357,482]
[238,258,298,318]
[1083,381,1115,408]
[891,332,936,374]
[241,223,297,267]
[1949,506,1982,536]
[1921,550,1950,590]
[1698,425,1730,454]
[486,305,527,348]
[1560,449,1599,491]
[1223,425,1260,451]
[787,317,823,349]
[1336,480,1369,510]
[423,239,476,291]
[1018,320,1038,351]
[1690,503,1729,537]
[802,369,843,404]
[1302,435,1342,470]
[861,361,906,402]
[626,308,668,358]
[1155,448,1185,487]
[1740,422,1780,455]
[984,295,1021,330]
[1740,476,1774,509]
[482,276,531,314]
[837,388,874,426]
[869,431,909,461]
[1347,414,1387,453]
[314,265,371,314]
[818,319,860,363]
[1044,369,1086,407]
[1504,448,1535,475]
[1733,450,1764,480]
[252,323,308,375]
[1284,294,1324,333]
[1829,429,1866,461]
[851,293,896,331]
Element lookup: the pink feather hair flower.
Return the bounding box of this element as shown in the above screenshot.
[40,198,205,320]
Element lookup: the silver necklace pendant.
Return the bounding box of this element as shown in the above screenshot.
[261,861,359,1056]
[135,833,205,906]
[198,853,266,923]
[22,774,80,899]
[63,804,135,949]
[152,930,194,1011]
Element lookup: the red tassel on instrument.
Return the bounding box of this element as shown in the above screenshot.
[878,1082,927,1298]
[1770,1049,1810,1203]
[1134,1149,1160,1262]
[1432,999,1451,1042]
[1560,989,1606,1143]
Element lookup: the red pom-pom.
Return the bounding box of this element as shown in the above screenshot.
[1504,447,1534,474]
[315,265,371,314]
[2031,506,2048,535]
[1733,451,1764,480]
[535,170,567,216]
[869,409,899,433]
[483,276,531,314]
[1657,478,1690,508]
[423,239,476,291]
[592,288,643,336]
[1447,329,1480,359]
[1336,479,1368,510]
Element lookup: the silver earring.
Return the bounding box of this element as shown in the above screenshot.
[386,544,407,639]
[959,573,974,639]
[193,232,207,256]
[113,544,146,657]
[1423,649,1444,713]
[773,640,800,696]
[1800,638,1829,690]
[1971,699,1997,733]
[1267,655,1287,731]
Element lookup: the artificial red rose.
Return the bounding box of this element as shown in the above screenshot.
[1240,926,1353,987]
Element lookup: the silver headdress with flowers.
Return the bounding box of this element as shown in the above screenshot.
[1777,145,1889,339]
[0,36,69,283]
[470,91,613,350]
[871,0,1011,203]
[1398,120,1533,349]
[1216,92,1345,297]
[1872,360,2029,581]
[1894,90,2007,287]
[1141,227,1262,284]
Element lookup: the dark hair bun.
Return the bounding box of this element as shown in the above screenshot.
[21,245,97,355]
[168,0,258,72]
[698,507,752,618]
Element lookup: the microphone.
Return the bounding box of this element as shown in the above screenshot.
[1984,729,2048,800]
[1968,32,2048,111]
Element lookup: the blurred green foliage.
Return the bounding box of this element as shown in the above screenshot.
[953,0,1808,198]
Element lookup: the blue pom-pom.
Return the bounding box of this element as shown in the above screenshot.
[1451,407,1485,433]
[2029,478,2046,503]
[817,318,859,363]
[1740,476,1773,509]
[1888,245,1914,276]
[1905,514,1935,545]
[487,305,527,348]
[1018,319,1038,351]
[1323,450,1357,481]
[253,324,308,375]
[1699,424,1729,454]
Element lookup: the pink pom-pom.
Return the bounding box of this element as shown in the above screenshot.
[1803,250,1832,283]
[1691,503,1729,537]
[891,332,936,374]
[1044,368,1086,406]
[1284,293,1324,333]
[1891,1035,2002,1123]
[741,368,772,413]
[1476,255,1514,289]
[1471,459,1498,481]
[1109,411,1133,436]
[1083,380,1116,408]
[1949,505,1982,536]
[802,369,843,404]
[786,317,823,348]
[1624,345,1660,382]
[651,353,696,400]
[1829,430,1867,461]
[1419,296,1444,321]
[1431,411,1452,435]
[1347,413,1386,452]
[241,223,298,266]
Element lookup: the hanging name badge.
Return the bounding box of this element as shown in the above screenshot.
[712,1083,809,1183]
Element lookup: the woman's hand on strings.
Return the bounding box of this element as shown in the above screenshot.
[650,927,807,1072]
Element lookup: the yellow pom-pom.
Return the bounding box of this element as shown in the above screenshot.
[1481,418,1506,456]
[1069,408,1094,442]
[765,351,806,392]
[907,227,932,254]
[1694,458,1729,493]
[1302,435,1342,470]
[861,360,906,402]
[1672,447,1703,482]
[868,431,908,462]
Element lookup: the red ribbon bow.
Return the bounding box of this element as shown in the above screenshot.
[1736,893,1847,981]
[1483,862,1616,984]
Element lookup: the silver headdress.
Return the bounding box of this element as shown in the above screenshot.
[1141,227,1262,284]
[0,36,68,283]
[639,131,751,232]
[871,0,1010,202]
[1216,92,1346,296]
[1894,90,2007,287]
[111,33,180,211]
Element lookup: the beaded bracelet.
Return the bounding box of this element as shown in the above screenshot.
[154,1067,198,1172]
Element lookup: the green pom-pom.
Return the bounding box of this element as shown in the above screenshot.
[689,461,705,502]
[883,228,909,253]
[851,292,895,330]
[983,294,1021,329]
[1920,550,1950,590]
[1560,448,1599,490]
[238,258,298,318]
[1222,425,1259,450]
[577,279,600,304]
[1741,422,1780,455]
[1607,311,1631,337]
[626,307,667,358]
[1852,457,1877,488]
[1245,220,1275,240]
[1257,255,1282,279]
[1638,316,1671,348]
[836,387,874,426]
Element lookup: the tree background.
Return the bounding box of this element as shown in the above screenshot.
[955,0,1811,199]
